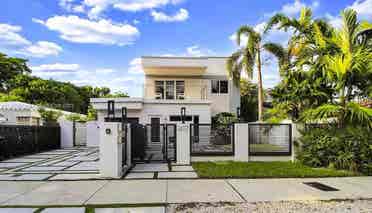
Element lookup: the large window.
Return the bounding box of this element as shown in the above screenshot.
[155,80,185,100]
[166,81,175,100]
[155,81,165,99]
[211,80,228,94]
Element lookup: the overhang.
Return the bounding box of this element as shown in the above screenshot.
[142,56,207,76]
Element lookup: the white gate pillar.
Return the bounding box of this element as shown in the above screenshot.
[176,124,190,165]
[234,123,249,162]
[99,122,123,178]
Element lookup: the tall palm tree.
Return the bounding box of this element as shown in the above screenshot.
[227,26,264,121]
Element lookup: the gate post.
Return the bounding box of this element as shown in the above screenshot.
[176,123,190,165]
[234,123,249,162]
[99,122,123,178]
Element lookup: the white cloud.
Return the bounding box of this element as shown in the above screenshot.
[0,23,62,58]
[59,0,185,19]
[0,23,31,47]
[128,57,143,74]
[324,0,372,29]
[186,45,214,57]
[264,0,319,18]
[22,41,62,58]
[31,63,80,72]
[151,8,189,22]
[349,0,372,20]
[114,0,185,12]
[34,15,139,46]
[95,68,115,74]
[325,14,343,28]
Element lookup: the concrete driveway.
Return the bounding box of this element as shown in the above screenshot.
[0,147,100,181]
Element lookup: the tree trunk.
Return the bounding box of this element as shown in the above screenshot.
[257,48,264,121]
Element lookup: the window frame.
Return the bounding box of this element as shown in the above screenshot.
[154,80,185,100]
[211,80,229,94]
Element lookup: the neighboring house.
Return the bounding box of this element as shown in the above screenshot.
[90,56,241,125]
[0,101,84,126]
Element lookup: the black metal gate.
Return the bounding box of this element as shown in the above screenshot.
[131,123,176,163]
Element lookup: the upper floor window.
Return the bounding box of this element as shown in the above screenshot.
[155,80,185,100]
[211,80,228,94]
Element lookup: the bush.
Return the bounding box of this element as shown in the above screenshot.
[38,107,62,125]
[297,126,372,174]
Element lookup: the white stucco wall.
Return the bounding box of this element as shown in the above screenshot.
[86,121,101,147]
[60,120,74,148]
[94,101,211,124]
[0,109,34,125]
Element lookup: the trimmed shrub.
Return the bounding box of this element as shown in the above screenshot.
[296,126,372,174]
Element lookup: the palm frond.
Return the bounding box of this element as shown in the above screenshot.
[345,102,372,128]
[301,104,342,123]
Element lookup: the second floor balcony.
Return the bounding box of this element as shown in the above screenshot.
[144,79,230,101]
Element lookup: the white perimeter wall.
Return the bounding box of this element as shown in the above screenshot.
[86,121,101,147]
[60,120,74,148]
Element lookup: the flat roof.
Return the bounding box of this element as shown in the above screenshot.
[142,56,228,59]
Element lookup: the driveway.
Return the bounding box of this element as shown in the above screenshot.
[0,147,100,181]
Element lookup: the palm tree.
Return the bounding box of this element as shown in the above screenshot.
[227,26,265,121]
[301,9,372,128]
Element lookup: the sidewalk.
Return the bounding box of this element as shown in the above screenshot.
[0,177,371,207]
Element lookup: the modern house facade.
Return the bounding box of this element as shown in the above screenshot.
[90,56,240,125]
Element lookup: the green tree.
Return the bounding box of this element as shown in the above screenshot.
[0,53,31,92]
[240,80,258,122]
[302,9,372,128]
[227,26,266,121]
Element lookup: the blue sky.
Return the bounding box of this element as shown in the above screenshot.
[1,0,371,97]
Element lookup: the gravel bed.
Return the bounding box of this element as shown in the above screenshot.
[167,199,372,213]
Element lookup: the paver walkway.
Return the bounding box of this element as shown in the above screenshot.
[0,147,99,181]
[125,163,198,179]
[0,177,371,208]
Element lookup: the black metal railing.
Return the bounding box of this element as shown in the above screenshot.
[248,123,291,156]
[190,123,234,156]
[0,125,60,161]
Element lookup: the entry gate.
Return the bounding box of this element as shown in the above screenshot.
[131,124,176,163]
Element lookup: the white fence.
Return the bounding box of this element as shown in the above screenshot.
[60,120,101,148]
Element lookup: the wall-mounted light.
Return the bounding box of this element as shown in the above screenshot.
[237,107,241,121]
[107,100,115,119]
[121,107,127,122]
[181,107,186,124]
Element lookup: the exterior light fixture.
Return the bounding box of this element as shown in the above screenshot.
[121,107,127,123]
[237,107,241,121]
[107,100,115,120]
[181,107,186,124]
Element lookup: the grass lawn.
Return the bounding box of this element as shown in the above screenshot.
[192,161,361,178]
[250,144,287,152]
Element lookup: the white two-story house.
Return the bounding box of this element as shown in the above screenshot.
[90,56,240,125]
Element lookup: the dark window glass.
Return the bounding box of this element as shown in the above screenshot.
[151,117,160,142]
[211,80,219,93]
[166,81,175,100]
[169,116,181,122]
[155,81,164,99]
[169,115,193,122]
[176,81,185,99]
[220,80,228,93]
